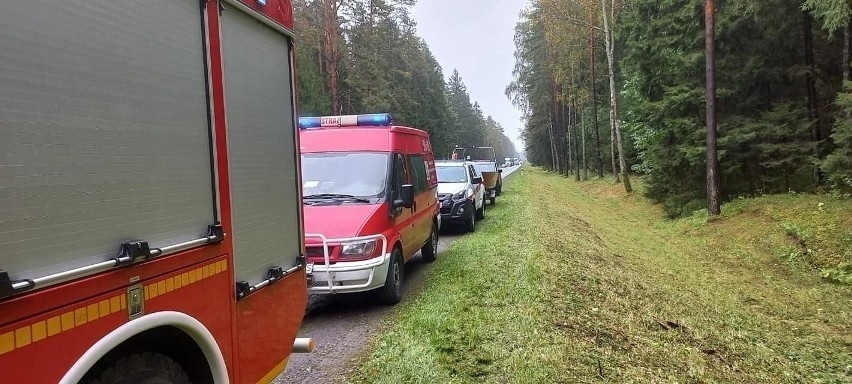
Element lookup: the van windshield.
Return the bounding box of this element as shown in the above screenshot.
[301,152,389,200]
[436,166,468,183]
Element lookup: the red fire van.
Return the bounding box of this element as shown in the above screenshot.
[298,114,439,304]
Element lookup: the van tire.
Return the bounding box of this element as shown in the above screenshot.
[475,201,485,220]
[88,352,190,384]
[421,222,438,263]
[378,248,404,305]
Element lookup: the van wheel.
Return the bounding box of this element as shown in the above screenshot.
[378,248,404,305]
[421,222,438,263]
[87,352,189,384]
[475,201,485,220]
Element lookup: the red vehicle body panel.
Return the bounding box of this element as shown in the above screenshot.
[0,1,305,383]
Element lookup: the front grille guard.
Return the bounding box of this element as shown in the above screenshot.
[303,233,388,293]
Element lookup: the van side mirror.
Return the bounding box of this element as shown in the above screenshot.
[472,176,483,184]
[394,184,415,209]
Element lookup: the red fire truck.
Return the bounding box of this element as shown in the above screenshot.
[0,0,311,382]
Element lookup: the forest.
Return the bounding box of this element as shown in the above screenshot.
[292,0,519,162]
[508,0,852,217]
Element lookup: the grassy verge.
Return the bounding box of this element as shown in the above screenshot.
[350,167,852,383]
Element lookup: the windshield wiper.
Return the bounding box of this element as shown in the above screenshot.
[303,194,371,203]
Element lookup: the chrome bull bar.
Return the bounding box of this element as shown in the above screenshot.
[303,233,389,293]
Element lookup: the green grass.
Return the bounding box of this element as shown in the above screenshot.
[350,167,852,383]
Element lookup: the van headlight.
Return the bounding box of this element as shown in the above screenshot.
[341,239,378,257]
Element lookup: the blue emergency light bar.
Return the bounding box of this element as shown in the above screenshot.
[298,113,393,129]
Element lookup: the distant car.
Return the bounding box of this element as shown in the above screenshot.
[436,161,486,232]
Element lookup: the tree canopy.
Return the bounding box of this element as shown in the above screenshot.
[294,0,518,160]
[510,0,852,217]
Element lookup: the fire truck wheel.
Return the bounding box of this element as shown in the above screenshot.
[378,248,404,305]
[88,352,190,384]
[421,222,438,263]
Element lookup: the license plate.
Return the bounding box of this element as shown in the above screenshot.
[306,263,313,274]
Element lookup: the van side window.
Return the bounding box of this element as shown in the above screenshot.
[408,155,428,193]
[392,153,407,197]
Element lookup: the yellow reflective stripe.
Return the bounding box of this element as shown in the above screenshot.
[256,357,290,384]
[0,259,228,356]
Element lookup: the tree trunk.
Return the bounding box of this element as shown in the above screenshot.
[551,84,563,173]
[600,0,632,192]
[845,22,850,120]
[705,0,721,216]
[844,22,850,82]
[582,108,588,181]
[322,0,341,114]
[565,101,573,176]
[610,123,619,182]
[590,9,604,178]
[803,11,822,185]
[547,114,558,172]
[574,98,581,181]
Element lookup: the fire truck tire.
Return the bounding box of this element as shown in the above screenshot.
[88,352,190,384]
[378,248,404,305]
[421,222,438,263]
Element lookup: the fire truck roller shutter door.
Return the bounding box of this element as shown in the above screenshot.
[221,3,301,289]
[0,0,215,286]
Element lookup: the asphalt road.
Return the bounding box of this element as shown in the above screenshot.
[275,165,521,384]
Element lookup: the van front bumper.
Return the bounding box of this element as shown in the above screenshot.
[307,253,391,294]
[304,234,391,294]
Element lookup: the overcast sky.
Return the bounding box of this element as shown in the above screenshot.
[412,0,528,153]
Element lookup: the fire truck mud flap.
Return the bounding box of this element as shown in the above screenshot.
[60,311,228,384]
